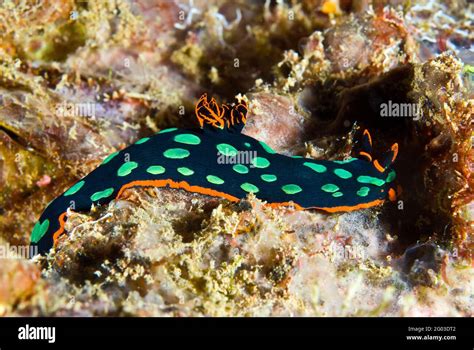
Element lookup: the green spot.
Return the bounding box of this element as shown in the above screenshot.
[232,164,249,174]
[135,137,150,144]
[241,182,259,193]
[91,188,114,202]
[357,175,385,187]
[244,142,251,148]
[174,134,201,145]
[291,155,303,158]
[147,165,166,175]
[102,151,119,165]
[321,184,339,193]
[282,184,302,194]
[261,174,277,182]
[206,175,225,185]
[216,143,238,157]
[332,192,343,198]
[334,158,357,164]
[251,156,270,168]
[304,162,327,173]
[163,148,190,159]
[357,187,370,197]
[64,180,85,196]
[386,170,396,183]
[177,167,194,176]
[117,161,139,177]
[30,219,50,243]
[259,141,276,154]
[334,168,353,179]
[159,128,177,134]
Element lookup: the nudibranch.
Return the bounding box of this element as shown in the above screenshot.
[30,94,398,255]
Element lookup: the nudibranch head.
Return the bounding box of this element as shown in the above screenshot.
[297,130,399,212]
[349,130,399,208]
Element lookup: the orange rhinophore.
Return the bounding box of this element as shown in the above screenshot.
[195,93,248,131]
